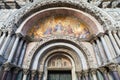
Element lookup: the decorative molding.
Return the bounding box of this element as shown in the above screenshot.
[1,0,115,31]
[23,35,93,69]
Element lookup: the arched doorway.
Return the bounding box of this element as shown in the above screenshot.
[47,54,72,80]
[45,53,75,80]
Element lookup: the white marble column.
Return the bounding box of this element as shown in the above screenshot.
[4,35,15,59]
[0,32,6,48]
[92,42,102,66]
[96,38,107,63]
[100,35,112,61]
[22,69,29,80]
[108,31,120,55]
[104,35,116,58]
[91,70,97,80]
[18,42,27,66]
[113,31,120,48]
[0,32,12,56]
[7,34,21,62]
[14,39,24,64]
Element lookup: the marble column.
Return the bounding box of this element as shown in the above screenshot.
[91,70,97,80]
[113,31,120,48]
[109,64,120,80]
[7,34,21,62]
[0,32,12,56]
[76,72,81,80]
[96,38,107,63]
[4,35,15,59]
[108,31,120,55]
[38,72,43,80]
[100,68,109,80]
[100,35,112,61]
[18,42,27,66]
[22,69,29,80]
[92,41,102,66]
[31,70,36,80]
[12,68,20,80]
[84,71,89,80]
[0,32,6,48]
[1,63,12,80]
[13,39,24,64]
[104,35,116,58]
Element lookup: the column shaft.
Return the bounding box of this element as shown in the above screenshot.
[112,71,120,80]
[0,32,6,48]
[0,34,11,56]
[18,42,27,66]
[14,39,24,64]
[113,31,120,48]
[1,71,8,80]
[7,36,20,62]
[22,74,27,80]
[100,36,112,61]
[104,35,116,58]
[96,39,107,63]
[108,31,120,55]
[4,35,15,59]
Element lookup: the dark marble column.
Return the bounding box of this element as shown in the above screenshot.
[12,68,20,80]
[1,63,12,80]
[109,64,120,80]
[31,70,36,80]
[100,68,109,80]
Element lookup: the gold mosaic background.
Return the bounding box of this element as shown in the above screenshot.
[27,15,90,39]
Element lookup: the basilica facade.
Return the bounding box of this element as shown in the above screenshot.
[0,0,120,80]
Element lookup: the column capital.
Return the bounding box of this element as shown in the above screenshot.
[38,71,43,78]
[99,67,108,73]
[82,70,89,76]
[31,70,37,76]
[23,69,29,75]
[108,64,118,71]
[90,69,97,74]
[76,71,82,77]
[13,67,21,74]
[3,62,13,71]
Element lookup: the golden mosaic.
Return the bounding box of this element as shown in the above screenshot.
[27,15,90,39]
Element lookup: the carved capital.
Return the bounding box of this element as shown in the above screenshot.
[3,63,13,71]
[112,30,117,34]
[23,69,29,75]
[108,64,118,71]
[82,70,89,76]
[31,70,37,77]
[13,68,21,74]
[76,71,82,77]
[38,71,43,79]
[99,67,108,73]
[90,69,97,74]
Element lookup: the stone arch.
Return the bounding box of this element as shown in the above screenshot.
[43,52,77,80]
[22,36,94,69]
[2,0,115,32]
[38,48,82,72]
